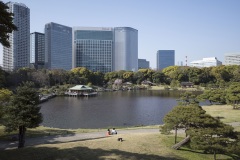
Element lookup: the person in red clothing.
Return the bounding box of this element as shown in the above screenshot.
[107,129,111,136]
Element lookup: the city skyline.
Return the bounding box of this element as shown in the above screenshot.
[1,0,240,69]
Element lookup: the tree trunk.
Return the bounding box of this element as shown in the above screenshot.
[172,135,190,150]
[18,125,26,148]
[174,127,177,144]
[214,151,216,160]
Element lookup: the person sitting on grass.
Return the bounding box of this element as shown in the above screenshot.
[107,129,111,135]
[111,128,117,134]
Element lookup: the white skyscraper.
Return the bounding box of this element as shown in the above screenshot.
[3,2,30,71]
[114,27,138,72]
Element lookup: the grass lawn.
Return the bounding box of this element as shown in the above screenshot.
[202,105,240,123]
[0,125,103,140]
[0,132,234,160]
[0,125,160,140]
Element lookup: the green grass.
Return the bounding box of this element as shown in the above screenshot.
[0,125,103,141]
[0,133,234,160]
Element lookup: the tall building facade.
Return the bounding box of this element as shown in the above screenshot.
[30,32,45,69]
[45,22,72,70]
[225,53,240,65]
[72,27,113,73]
[190,57,222,68]
[72,26,138,73]
[3,2,30,71]
[156,50,175,70]
[138,59,149,69]
[114,27,138,72]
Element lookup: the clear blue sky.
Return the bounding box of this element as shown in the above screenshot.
[1,0,240,68]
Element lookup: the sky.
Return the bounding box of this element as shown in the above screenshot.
[0,0,240,69]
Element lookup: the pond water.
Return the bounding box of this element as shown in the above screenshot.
[40,90,199,129]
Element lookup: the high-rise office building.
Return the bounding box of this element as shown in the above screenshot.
[45,22,72,70]
[138,59,150,69]
[30,32,45,69]
[72,27,113,73]
[72,26,138,73]
[225,53,240,65]
[3,2,30,71]
[114,27,138,72]
[156,50,175,70]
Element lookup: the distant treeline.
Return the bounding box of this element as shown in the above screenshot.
[1,65,240,88]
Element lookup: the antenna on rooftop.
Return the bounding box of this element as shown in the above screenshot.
[185,56,188,66]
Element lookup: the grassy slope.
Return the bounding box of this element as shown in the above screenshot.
[0,133,232,160]
[202,105,240,123]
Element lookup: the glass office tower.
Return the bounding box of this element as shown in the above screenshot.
[30,32,45,69]
[73,27,113,73]
[138,59,150,69]
[45,22,72,70]
[114,27,138,72]
[3,2,30,71]
[157,50,175,70]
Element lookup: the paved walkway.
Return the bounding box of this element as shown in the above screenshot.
[1,122,239,150]
[0,128,159,150]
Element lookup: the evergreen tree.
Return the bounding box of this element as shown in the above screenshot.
[0,88,12,123]
[161,104,207,144]
[188,123,237,160]
[178,91,199,105]
[225,82,240,109]
[3,82,42,148]
[0,1,17,47]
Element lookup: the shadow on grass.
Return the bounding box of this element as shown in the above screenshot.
[0,128,76,141]
[0,146,183,160]
[178,147,206,155]
[179,147,238,160]
[0,128,76,149]
[26,128,76,138]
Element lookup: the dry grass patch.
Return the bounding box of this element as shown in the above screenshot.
[202,105,240,123]
[0,132,234,160]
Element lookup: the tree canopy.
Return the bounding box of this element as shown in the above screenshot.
[2,81,42,148]
[0,1,17,47]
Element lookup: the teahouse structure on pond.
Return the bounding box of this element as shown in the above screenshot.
[65,85,97,97]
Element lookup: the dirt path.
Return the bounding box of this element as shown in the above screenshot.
[0,128,159,150]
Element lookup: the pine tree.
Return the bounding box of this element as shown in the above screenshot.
[3,82,42,148]
[161,104,207,144]
[0,1,18,47]
[188,123,237,160]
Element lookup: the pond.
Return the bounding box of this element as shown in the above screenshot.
[40,90,200,129]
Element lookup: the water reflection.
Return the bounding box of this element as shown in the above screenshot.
[40,90,200,129]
